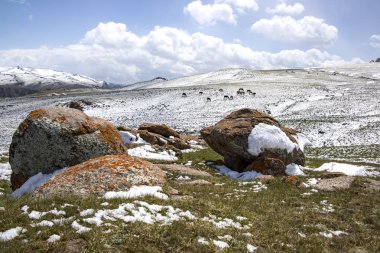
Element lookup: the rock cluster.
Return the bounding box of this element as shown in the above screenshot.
[119,123,202,157]
[62,99,95,111]
[201,108,307,175]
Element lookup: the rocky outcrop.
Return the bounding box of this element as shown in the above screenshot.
[34,155,166,196]
[201,108,307,175]
[138,123,181,138]
[62,99,95,111]
[9,107,126,190]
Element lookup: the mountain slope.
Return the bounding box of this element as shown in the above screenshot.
[122,77,168,90]
[0,67,106,97]
[128,63,380,90]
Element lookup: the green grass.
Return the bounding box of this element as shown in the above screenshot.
[0,155,9,163]
[0,149,379,252]
[178,148,223,165]
[306,145,380,168]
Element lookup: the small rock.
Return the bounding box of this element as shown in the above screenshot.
[170,195,194,201]
[64,238,86,253]
[0,207,5,211]
[284,176,299,185]
[314,176,355,191]
[166,186,180,195]
[298,182,309,189]
[176,179,211,185]
[157,164,212,177]
[362,178,380,192]
[255,175,275,183]
[138,123,180,138]
[320,172,346,178]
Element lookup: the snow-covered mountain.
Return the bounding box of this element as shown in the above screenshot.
[0,67,106,97]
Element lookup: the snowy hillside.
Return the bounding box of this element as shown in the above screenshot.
[0,66,106,97]
[123,77,168,90]
[0,63,379,164]
[130,63,380,89]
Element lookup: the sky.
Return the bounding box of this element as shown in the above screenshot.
[0,0,379,83]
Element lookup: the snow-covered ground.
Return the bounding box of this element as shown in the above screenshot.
[0,63,379,165]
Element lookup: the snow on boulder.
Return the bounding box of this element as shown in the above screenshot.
[248,123,297,156]
[34,154,166,197]
[9,107,127,190]
[201,108,308,176]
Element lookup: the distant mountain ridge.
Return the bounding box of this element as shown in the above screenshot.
[122,77,168,90]
[0,67,107,97]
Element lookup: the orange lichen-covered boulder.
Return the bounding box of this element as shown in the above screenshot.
[9,107,126,190]
[34,155,166,196]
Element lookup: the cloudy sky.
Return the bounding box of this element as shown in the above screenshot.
[0,0,379,83]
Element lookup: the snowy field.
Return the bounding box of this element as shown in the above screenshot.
[0,63,379,165]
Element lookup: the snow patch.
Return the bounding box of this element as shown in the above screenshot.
[12,168,66,197]
[80,209,95,217]
[319,230,348,238]
[32,220,54,227]
[197,237,210,245]
[285,163,305,176]
[247,244,258,252]
[27,208,65,220]
[293,133,312,152]
[214,165,262,180]
[104,185,168,200]
[213,240,229,249]
[128,145,177,161]
[313,162,380,177]
[71,221,92,233]
[47,234,61,243]
[119,131,146,144]
[248,123,297,156]
[0,162,11,181]
[307,95,327,101]
[0,227,23,242]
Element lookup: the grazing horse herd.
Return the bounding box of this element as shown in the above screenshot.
[181,87,256,102]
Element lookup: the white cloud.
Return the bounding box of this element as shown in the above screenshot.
[28,14,33,21]
[267,1,304,15]
[216,0,259,13]
[184,0,236,26]
[251,15,338,45]
[0,22,358,83]
[369,34,380,48]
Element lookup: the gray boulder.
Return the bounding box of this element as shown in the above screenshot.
[9,107,126,190]
[201,108,307,175]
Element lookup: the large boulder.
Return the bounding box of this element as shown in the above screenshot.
[9,107,126,190]
[138,123,181,138]
[201,108,307,175]
[34,155,166,196]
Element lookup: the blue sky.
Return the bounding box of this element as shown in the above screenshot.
[0,0,379,83]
